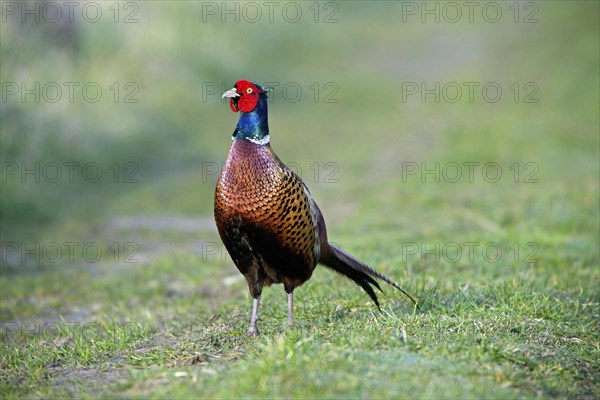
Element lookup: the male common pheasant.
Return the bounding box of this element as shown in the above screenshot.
[215,80,417,336]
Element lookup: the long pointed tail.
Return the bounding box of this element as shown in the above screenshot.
[321,243,418,309]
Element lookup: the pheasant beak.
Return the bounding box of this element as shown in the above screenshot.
[222,87,241,112]
[222,88,240,99]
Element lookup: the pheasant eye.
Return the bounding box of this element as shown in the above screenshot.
[246,88,253,94]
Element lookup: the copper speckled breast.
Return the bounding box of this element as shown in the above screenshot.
[214,139,318,289]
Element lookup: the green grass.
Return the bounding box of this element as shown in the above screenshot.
[1,1,599,399]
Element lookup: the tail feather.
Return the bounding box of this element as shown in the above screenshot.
[321,243,418,309]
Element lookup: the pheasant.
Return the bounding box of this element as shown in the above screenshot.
[215,80,417,336]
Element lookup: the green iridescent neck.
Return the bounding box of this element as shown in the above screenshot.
[233,92,270,145]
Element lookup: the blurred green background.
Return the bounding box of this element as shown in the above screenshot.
[1,1,598,398]
[1,2,598,246]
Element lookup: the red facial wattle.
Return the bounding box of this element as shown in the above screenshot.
[237,92,259,113]
[229,98,239,112]
[232,80,261,113]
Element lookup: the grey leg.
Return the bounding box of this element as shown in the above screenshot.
[248,296,260,337]
[287,291,295,326]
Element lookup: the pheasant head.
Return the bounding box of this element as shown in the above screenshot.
[222,80,270,145]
